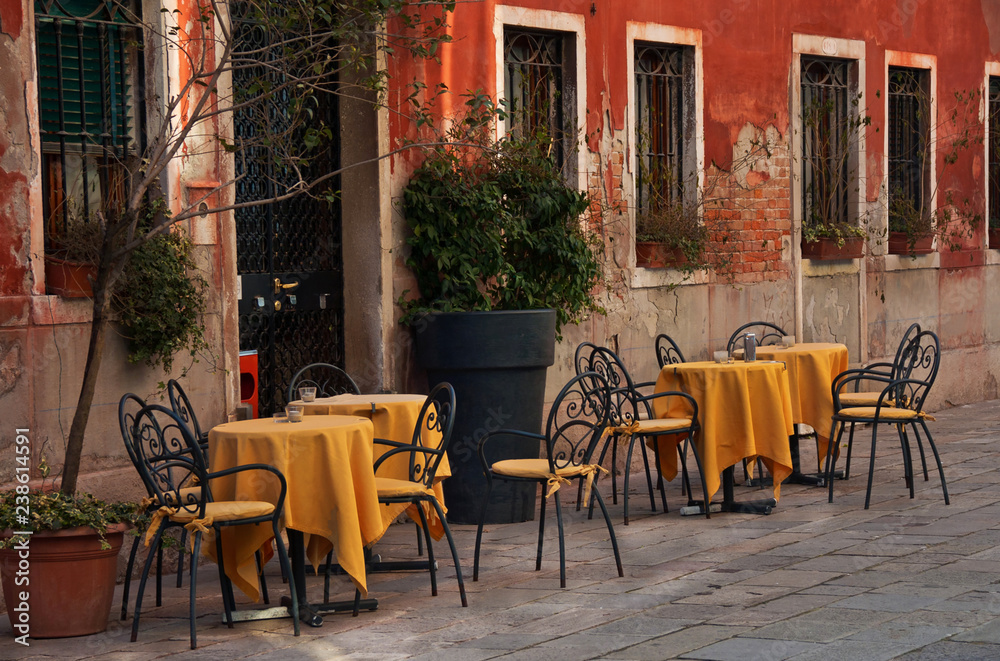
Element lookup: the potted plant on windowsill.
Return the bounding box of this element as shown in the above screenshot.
[0,487,140,639]
[44,218,103,298]
[801,221,867,260]
[400,94,603,524]
[887,194,935,256]
[634,200,707,269]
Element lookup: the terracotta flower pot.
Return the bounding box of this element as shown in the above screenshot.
[44,255,96,298]
[801,236,864,260]
[635,242,688,268]
[1,524,127,639]
[887,231,934,255]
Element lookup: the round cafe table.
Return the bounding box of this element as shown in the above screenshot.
[293,393,451,538]
[208,415,384,606]
[754,342,849,473]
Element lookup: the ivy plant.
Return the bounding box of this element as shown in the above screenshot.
[400,96,603,333]
[0,490,140,550]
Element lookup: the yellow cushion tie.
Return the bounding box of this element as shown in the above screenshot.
[182,517,215,552]
[543,464,609,506]
[544,475,572,498]
[611,421,641,443]
[144,506,177,547]
[139,496,156,510]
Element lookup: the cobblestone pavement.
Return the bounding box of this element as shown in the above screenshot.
[4,399,1000,660]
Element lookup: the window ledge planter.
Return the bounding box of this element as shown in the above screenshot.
[44,255,96,298]
[635,242,689,269]
[887,231,934,255]
[801,236,864,260]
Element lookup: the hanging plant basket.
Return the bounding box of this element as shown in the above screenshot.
[887,231,934,255]
[44,255,96,298]
[635,242,689,268]
[801,236,864,260]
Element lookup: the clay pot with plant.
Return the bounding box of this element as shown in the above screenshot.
[887,192,935,255]
[634,200,708,269]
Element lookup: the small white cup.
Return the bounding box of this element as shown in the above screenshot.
[782,335,796,347]
[298,386,317,402]
[713,350,729,363]
[285,404,304,423]
[272,413,288,423]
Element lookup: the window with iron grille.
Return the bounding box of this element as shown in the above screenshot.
[34,0,143,247]
[988,77,1000,232]
[503,28,575,178]
[800,56,855,229]
[887,66,929,231]
[634,43,688,214]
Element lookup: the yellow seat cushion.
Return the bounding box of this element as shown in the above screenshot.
[491,458,594,480]
[838,392,891,407]
[838,406,918,421]
[375,476,435,498]
[631,418,694,434]
[169,500,275,523]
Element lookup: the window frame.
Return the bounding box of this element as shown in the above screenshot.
[985,62,1000,252]
[886,64,932,234]
[494,6,586,191]
[625,22,703,273]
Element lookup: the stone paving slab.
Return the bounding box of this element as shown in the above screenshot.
[3,399,1000,660]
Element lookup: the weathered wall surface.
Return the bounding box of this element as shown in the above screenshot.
[0,0,232,496]
[386,0,1000,412]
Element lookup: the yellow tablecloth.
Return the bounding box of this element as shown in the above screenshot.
[296,393,450,539]
[652,361,794,503]
[755,343,849,467]
[208,415,384,602]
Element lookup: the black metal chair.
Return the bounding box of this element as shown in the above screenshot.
[473,372,624,588]
[726,321,787,354]
[825,329,949,509]
[655,333,687,368]
[287,362,360,403]
[367,382,468,607]
[580,345,706,522]
[833,322,922,479]
[167,379,209,451]
[128,404,299,649]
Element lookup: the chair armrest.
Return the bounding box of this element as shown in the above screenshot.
[476,429,545,472]
[635,389,699,421]
[832,372,893,409]
[206,464,288,509]
[372,444,443,474]
[372,438,407,450]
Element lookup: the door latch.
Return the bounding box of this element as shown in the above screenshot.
[274,277,300,295]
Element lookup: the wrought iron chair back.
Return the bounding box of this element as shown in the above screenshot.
[655,333,686,368]
[726,321,786,354]
[287,362,361,402]
[573,341,602,376]
[890,329,940,413]
[132,404,208,513]
[545,370,611,472]
[120,393,153,493]
[167,379,207,446]
[575,344,643,427]
[405,382,456,489]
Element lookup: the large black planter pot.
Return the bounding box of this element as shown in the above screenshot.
[414,309,556,524]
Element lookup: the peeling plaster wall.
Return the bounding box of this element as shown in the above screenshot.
[385,0,1000,412]
[0,0,232,496]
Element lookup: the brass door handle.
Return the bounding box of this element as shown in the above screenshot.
[273,277,300,294]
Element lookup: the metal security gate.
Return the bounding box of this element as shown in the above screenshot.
[233,10,345,416]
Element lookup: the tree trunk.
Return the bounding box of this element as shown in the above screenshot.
[60,266,113,496]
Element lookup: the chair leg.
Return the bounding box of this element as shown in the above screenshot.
[215,531,235,629]
[910,422,930,481]
[416,523,424,556]
[919,419,950,505]
[553,492,566,588]
[323,550,333,603]
[591,487,624,579]
[473,477,495,582]
[638,434,657,513]
[623,437,637,525]
[825,419,844,504]
[256,549,269,605]
[844,422,856,480]
[189,532,203,650]
[536,484,548,572]
[156,545,163,607]
[415,505,438,597]
[864,421,882,510]
[428,497,468,607]
[121,534,140,620]
[176,530,186,589]
[652,437,668,513]
[608,436,619,504]
[131,526,165,642]
[272,522,300,636]
[897,424,915,497]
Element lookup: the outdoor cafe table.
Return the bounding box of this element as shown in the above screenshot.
[651,360,794,512]
[754,342,849,475]
[294,393,451,539]
[208,415,385,621]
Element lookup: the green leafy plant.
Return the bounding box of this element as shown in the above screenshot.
[0,490,140,550]
[400,95,603,333]
[801,218,869,246]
